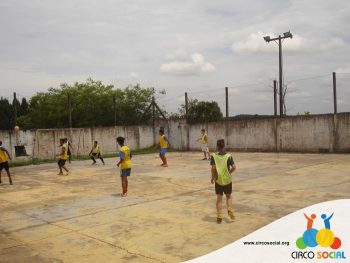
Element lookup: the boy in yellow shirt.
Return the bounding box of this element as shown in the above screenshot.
[158,127,170,167]
[0,141,13,185]
[56,138,69,175]
[89,141,105,165]
[197,128,211,160]
[117,137,132,197]
[211,139,236,224]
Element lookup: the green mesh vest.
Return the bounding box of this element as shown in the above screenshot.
[213,153,232,186]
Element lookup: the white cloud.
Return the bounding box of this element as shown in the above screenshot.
[129,72,139,79]
[160,53,216,75]
[232,31,347,54]
[232,31,272,53]
[319,38,347,50]
[0,0,349,115]
[335,67,350,73]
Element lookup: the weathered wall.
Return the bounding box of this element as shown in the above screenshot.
[336,113,350,153]
[1,113,349,160]
[277,115,334,152]
[166,113,350,153]
[0,125,154,160]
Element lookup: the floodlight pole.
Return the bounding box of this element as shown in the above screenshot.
[333,72,337,115]
[13,92,17,126]
[278,36,283,117]
[273,80,277,117]
[225,87,229,119]
[263,32,293,117]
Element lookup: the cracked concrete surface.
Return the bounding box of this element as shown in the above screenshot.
[0,152,349,262]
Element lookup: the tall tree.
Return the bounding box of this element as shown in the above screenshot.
[17,79,158,129]
[178,99,223,123]
[19,97,29,116]
[0,98,13,130]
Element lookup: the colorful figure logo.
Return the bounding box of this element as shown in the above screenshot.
[296,213,341,250]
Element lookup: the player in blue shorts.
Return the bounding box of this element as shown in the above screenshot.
[158,127,170,167]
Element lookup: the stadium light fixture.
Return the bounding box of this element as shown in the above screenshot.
[263,31,293,117]
[283,31,293,38]
[263,36,271,42]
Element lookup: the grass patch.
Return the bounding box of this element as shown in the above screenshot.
[11,146,162,167]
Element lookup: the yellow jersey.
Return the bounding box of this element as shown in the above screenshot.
[59,143,68,160]
[119,145,131,169]
[159,135,168,148]
[92,145,100,154]
[0,147,8,163]
[201,133,208,144]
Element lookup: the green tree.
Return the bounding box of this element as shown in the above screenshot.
[178,99,223,123]
[0,97,13,130]
[117,84,155,125]
[18,79,159,129]
[19,98,29,116]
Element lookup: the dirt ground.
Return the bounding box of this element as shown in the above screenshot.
[0,152,349,263]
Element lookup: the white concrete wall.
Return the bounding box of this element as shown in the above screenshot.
[168,113,350,153]
[0,125,154,160]
[336,113,350,152]
[1,113,349,161]
[277,115,334,152]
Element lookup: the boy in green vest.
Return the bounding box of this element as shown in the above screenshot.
[210,139,236,224]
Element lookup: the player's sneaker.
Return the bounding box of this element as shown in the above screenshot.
[57,172,63,175]
[228,211,235,220]
[216,217,222,224]
[65,171,70,176]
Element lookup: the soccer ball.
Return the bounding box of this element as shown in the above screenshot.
[14,126,20,132]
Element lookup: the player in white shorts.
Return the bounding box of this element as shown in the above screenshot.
[197,128,211,160]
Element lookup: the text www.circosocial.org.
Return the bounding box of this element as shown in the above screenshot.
[243,241,290,246]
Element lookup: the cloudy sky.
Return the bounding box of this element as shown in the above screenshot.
[0,0,349,115]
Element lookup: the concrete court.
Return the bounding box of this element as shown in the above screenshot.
[0,152,349,263]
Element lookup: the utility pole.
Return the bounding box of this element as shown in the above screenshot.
[67,94,72,128]
[13,92,17,126]
[263,31,293,117]
[225,87,229,119]
[185,92,188,117]
[278,37,283,116]
[184,92,189,151]
[152,96,156,145]
[113,94,117,126]
[333,72,337,115]
[273,80,277,117]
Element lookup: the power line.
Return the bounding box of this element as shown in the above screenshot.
[287,74,330,83]
[157,94,184,103]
